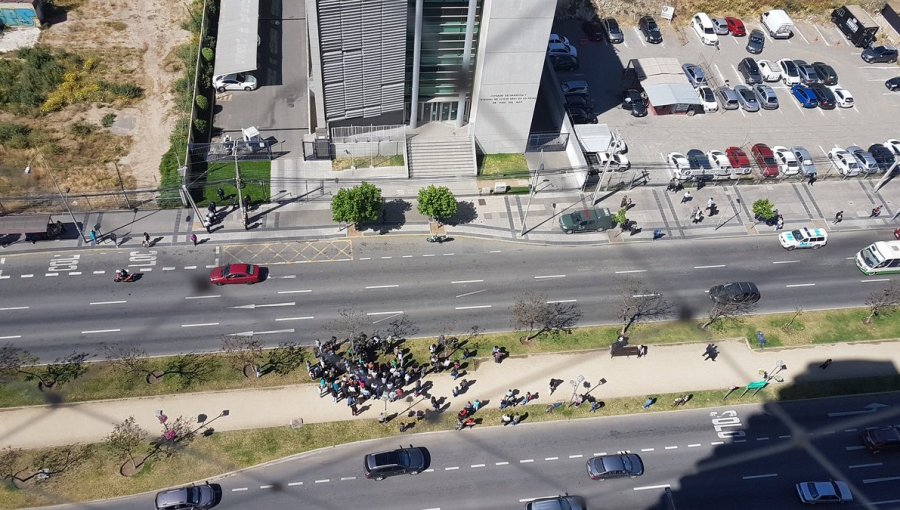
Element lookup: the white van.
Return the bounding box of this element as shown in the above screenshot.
[857,241,900,275]
[691,13,719,45]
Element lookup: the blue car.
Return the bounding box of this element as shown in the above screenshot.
[791,84,818,108]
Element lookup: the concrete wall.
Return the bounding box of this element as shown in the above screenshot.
[470,0,554,154]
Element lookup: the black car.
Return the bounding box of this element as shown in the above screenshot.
[709,282,761,304]
[639,15,663,44]
[738,57,762,85]
[581,19,605,41]
[603,18,624,44]
[887,77,900,92]
[566,93,594,111]
[524,495,586,510]
[746,29,765,54]
[809,83,836,109]
[622,89,647,117]
[364,446,426,480]
[567,106,597,124]
[863,425,900,453]
[586,453,644,479]
[155,484,221,510]
[869,144,897,173]
[687,149,712,180]
[550,54,579,71]
[862,46,898,64]
[811,62,838,86]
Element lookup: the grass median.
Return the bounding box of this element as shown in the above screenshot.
[4,374,900,509]
[3,307,899,408]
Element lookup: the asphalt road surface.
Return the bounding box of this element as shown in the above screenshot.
[0,229,892,359]
[63,393,900,510]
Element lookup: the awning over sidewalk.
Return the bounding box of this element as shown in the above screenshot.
[213,0,260,77]
[0,215,50,235]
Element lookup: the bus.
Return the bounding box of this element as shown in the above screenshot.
[856,241,900,275]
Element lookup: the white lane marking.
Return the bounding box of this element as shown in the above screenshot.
[871,499,900,506]
[615,269,647,274]
[490,250,502,253]
[163,267,175,271]
[534,274,565,279]
[314,479,330,484]
[547,300,577,304]
[640,448,655,452]
[864,476,900,484]
[456,289,487,298]
[451,279,484,284]
[813,25,830,46]
[0,335,22,340]
[862,279,891,283]
[90,301,126,306]
[594,452,607,456]
[845,429,858,432]
[664,446,678,450]
[456,305,492,310]
[359,257,371,260]
[633,484,671,491]
[794,25,810,44]
[694,265,726,269]
[442,253,455,256]
[0,306,29,311]
[545,457,559,461]
[278,275,296,279]
[757,437,770,441]
[278,289,312,294]
[711,441,725,445]
[520,459,534,463]
[422,254,435,257]
[260,484,273,489]
[181,323,219,328]
[743,473,778,480]
[632,293,658,298]
[521,496,562,503]
[402,255,413,258]
[569,454,583,458]
[471,464,485,468]
[845,446,866,451]
[850,463,883,469]
[186,295,220,300]
[496,461,509,466]
[772,260,798,264]
[445,467,459,471]
[256,329,296,335]
[287,482,303,486]
[184,266,197,269]
[367,311,404,316]
[21,274,34,278]
[786,283,815,288]
[381,256,392,259]
[688,444,702,447]
[275,316,314,321]
[340,476,356,481]
[231,488,248,492]
[231,302,295,309]
[424,469,435,472]
[365,284,399,289]
[205,265,216,269]
[70,272,82,275]
[82,329,121,334]
[45,273,59,277]
[733,439,747,443]
[779,435,791,439]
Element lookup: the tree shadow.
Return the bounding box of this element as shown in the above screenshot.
[443,200,478,226]
[376,198,411,234]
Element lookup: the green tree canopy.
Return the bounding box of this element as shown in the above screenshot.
[417,185,458,221]
[331,182,383,226]
[752,199,777,222]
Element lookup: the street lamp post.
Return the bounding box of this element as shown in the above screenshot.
[570,375,585,401]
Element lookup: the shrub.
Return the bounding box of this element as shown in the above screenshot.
[752,199,777,222]
[0,48,66,112]
[101,113,117,128]
[70,122,95,136]
[195,95,208,110]
[201,47,214,62]
[0,123,33,149]
[107,83,144,99]
[193,118,208,134]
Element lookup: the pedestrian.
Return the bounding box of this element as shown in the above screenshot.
[834,211,843,224]
[807,174,816,185]
[707,197,714,211]
[208,202,216,214]
[378,412,386,424]
[450,367,459,380]
[430,396,439,410]
[109,232,118,247]
[414,379,422,396]
[819,358,833,370]
[620,195,629,209]
[652,228,664,241]
[590,401,604,413]
[512,413,522,426]
[667,178,677,192]
[776,215,784,230]
[682,190,692,203]
[142,232,150,247]
[501,414,513,426]
[638,345,648,357]
[473,399,482,412]
[871,206,882,217]
[89,228,98,245]
[217,188,226,201]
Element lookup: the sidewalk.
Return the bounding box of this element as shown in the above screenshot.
[1,338,897,449]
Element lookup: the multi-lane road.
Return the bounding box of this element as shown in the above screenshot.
[0,229,892,359]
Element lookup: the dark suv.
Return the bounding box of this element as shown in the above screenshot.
[559,207,614,234]
[738,58,762,85]
[364,446,426,480]
[155,484,221,510]
[862,46,899,64]
[863,425,900,453]
[709,282,761,304]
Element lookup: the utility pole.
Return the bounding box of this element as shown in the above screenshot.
[519,162,543,237]
[113,162,133,210]
[38,153,85,241]
[233,150,247,230]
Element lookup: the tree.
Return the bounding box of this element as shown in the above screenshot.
[0,447,24,482]
[331,182,383,226]
[510,292,582,341]
[151,416,195,459]
[221,335,264,376]
[417,185,458,223]
[612,208,629,229]
[0,344,38,383]
[865,283,900,323]
[260,341,306,376]
[105,417,148,470]
[328,308,371,340]
[701,300,757,330]
[16,351,91,390]
[752,199,777,223]
[101,343,150,376]
[618,279,671,335]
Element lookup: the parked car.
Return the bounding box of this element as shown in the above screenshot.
[639,15,663,44]
[887,77,900,92]
[364,446,427,480]
[753,84,779,110]
[561,80,589,95]
[829,147,860,176]
[707,149,732,176]
[791,84,818,108]
[812,62,838,85]
[886,139,900,158]
[548,33,570,45]
[751,143,779,177]
[581,19,606,41]
[596,152,630,171]
[869,144,897,173]
[734,85,760,112]
[773,146,800,175]
[709,282,761,304]
[213,73,257,93]
[547,42,577,58]
[697,85,718,112]
[667,152,692,179]
[566,94,594,111]
[682,63,707,87]
[794,60,820,85]
[796,481,853,504]
[622,89,647,117]
[809,83,836,109]
[691,12,719,45]
[155,483,221,510]
[566,106,597,124]
[603,18,624,43]
[726,146,752,175]
[559,207,615,234]
[778,58,801,85]
[862,45,898,64]
[209,264,263,285]
[712,18,729,36]
[848,145,880,174]
[746,29,765,54]
[829,85,854,107]
[863,425,900,453]
[738,57,762,84]
[716,86,739,110]
[779,227,828,250]
[586,453,644,479]
[726,17,746,36]
[524,495,586,510]
[687,148,713,180]
[792,146,817,177]
[549,54,579,71]
[757,60,781,82]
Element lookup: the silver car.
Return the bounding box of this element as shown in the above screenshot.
[753,84,779,110]
[791,146,817,177]
[734,85,760,112]
[716,86,739,110]
[848,145,880,174]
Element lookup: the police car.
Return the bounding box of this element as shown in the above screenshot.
[778,227,827,250]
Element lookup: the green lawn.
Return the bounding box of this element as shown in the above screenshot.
[478,153,529,178]
[199,161,271,206]
[332,155,404,171]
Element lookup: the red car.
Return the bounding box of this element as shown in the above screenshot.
[725,17,746,36]
[751,144,779,178]
[725,147,751,175]
[209,263,263,285]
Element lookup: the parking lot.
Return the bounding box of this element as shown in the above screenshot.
[551,14,900,182]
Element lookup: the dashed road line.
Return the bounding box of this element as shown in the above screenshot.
[0,306,29,311]
[496,461,509,466]
[278,289,312,294]
[694,264,726,269]
[634,484,671,491]
[90,301,126,306]
[687,444,702,448]
[743,473,778,480]
[367,311,404,316]
[456,305,491,310]
[181,322,219,328]
[185,295,220,300]
[314,479,330,484]
[260,484,273,489]
[275,316,314,321]
[664,446,677,450]
[849,463,882,469]
[340,476,356,480]
[442,253,455,256]
[786,283,815,288]
[520,459,534,463]
[547,300,577,304]
[82,329,121,334]
[445,467,459,471]
[21,274,33,278]
[534,274,565,279]
[756,437,770,441]
[184,265,197,269]
[471,463,485,468]
[287,482,303,486]
[545,456,559,461]
[864,476,900,484]
[231,487,248,492]
[568,454,583,458]
[772,260,798,264]
[0,335,22,340]
[451,279,484,284]
[640,448,655,452]
[365,284,399,289]
[422,254,435,257]
[615,269,647,274]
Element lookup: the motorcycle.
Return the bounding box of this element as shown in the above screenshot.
[426,235,448,243]
[114,270,138,283]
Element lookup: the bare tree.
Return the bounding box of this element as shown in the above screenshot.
[17,352,92,390]
[701,300,757,330]
[618,279,671,335]
[0,344,38,383]
[328,308,370,340]
[159,353,216,388]
[0,447,24,482]
[105,416,148,470]
[511,292,583,341]
[865,283,900,323]
[101,343,150,376]
[261,341,306,376]
[221,335,264,376]
[781,306,804,332]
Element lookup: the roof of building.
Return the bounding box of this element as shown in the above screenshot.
[213,0,259,77]
[628,57,701,107]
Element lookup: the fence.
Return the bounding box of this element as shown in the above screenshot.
[0,189,164,215]
[188,140,274,163]
[330,125,406,143]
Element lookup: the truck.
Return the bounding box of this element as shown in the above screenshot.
[831,5,879,48]
[760,9,793,39]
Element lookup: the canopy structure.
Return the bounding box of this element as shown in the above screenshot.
[213,0,260,77]
[0,215,50,235]
[626,57,701,114]
[643,83,702,107]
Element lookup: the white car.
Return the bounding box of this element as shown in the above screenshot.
[596,152,629,171]
[778,59,801,86]
[548,42,577,58]
[697,86,718,112]
[667,152,691,179]
[779,227,828,250]
[796,481,852,505]
[829,147,860,177]
[773,146,800,176]
[691,12,719,46]
[886,139,900,157]
[707,150,732,176]
[213,73,258,92]
[828,86,854,108]
[757,60,782,82]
